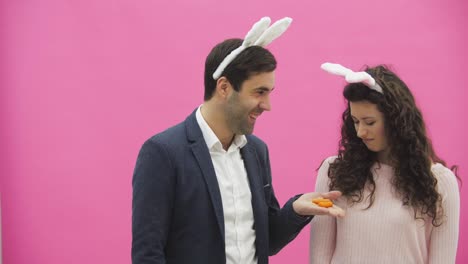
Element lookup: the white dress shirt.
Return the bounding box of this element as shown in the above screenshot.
[196,106,257,264]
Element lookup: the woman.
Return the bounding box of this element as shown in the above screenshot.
[309,63,460,264]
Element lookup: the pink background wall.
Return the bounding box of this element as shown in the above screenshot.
[1,0,466,263]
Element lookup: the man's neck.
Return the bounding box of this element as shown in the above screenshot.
[200,102,235,150]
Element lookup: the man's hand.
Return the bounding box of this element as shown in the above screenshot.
[293,191,345,218]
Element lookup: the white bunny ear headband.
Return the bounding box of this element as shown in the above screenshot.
[212,16,293,80]
[320,62,383,94]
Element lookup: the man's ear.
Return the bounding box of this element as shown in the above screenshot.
[215,77,232,99]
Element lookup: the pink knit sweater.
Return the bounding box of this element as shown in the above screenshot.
[309,156,460,264]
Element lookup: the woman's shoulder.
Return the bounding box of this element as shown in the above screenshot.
[431,163,459,192]
[431,163,456,178]
[314,156,338,190]
[316,156,338,175]
[322,155,338,165]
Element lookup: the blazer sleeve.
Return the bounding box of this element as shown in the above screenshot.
[309,156,337,264]
[132,139,175,264]
[428,165,460,264]
[263,145,313,255]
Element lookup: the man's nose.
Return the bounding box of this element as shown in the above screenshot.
[259,96,271,111]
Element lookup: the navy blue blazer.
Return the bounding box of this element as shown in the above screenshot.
[132,109,311,264]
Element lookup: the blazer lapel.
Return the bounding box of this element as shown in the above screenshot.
[241,145,264,203]
[241,144,268,258]
[185,110,225,239]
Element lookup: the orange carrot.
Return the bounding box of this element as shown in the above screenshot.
[317,201,333,208]
[312,198,334,208]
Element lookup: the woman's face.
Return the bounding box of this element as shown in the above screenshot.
[350,100,389,160]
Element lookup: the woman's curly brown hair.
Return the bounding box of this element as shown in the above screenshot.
[328,65,458,226]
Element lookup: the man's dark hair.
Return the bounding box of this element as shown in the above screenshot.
[204,38,277,101]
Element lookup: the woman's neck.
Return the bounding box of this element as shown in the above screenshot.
[377,148,394,167]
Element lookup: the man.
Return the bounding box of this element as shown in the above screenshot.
[132,17,344,264]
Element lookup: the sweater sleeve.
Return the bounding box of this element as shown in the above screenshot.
[309,156,337,264]
[428,165,460,264]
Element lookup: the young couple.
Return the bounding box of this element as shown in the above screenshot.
[131,17,460,264]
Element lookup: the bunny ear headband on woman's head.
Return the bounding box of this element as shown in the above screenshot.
[320,62,383,94]
[212,16,293,80]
